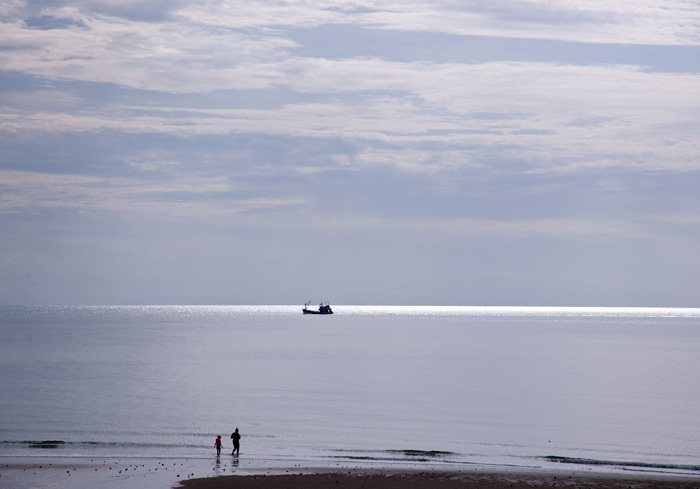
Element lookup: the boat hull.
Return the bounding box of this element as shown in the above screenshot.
[302,308,333,315]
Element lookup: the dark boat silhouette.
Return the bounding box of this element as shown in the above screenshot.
[302,301,333,315]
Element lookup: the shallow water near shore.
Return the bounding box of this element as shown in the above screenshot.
[1,305,699,483]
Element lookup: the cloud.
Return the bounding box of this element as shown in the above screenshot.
[178,0,700,45]
[1,0,189,22]
[2,1,700,306]
[2,58,698,178]
[0,88,82,110]
[358,0,700,45]
[2,1,699,97]
[0,169,306,218]
[0,10,296,92]
[0,167,651,239]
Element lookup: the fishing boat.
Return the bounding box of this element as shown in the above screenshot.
[302,301,334,315]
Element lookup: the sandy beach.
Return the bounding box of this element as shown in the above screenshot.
[179,469,700,489]
[2,458,700,489]
[0,456,233,489]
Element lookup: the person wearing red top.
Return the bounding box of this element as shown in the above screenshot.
[215,435,222,455]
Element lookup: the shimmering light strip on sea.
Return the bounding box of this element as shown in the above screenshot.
[332,305,700,318]
[3,304,699,319]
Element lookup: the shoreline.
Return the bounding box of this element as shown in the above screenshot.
[2,457,700,489]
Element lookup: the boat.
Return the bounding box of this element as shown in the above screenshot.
[302,301,334,315]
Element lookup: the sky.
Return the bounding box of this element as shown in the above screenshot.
[1,0,700,306]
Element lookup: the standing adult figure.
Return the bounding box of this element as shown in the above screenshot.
[231,428,241,455]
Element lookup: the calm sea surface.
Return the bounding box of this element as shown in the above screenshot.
[1,305,699,475]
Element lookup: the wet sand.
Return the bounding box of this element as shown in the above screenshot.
[177,469,700,489]
[0,457,232,489]
[2,459,699,489]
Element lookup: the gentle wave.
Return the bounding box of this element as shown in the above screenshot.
[0,440,205,450]
[386,449,455,458]
[544,456,700,473]
[332,449,456,458]
[329,449,469,465]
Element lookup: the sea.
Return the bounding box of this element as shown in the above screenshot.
[1,305,699,483]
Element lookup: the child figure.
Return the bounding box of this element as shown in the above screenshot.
[215,435,222,455]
